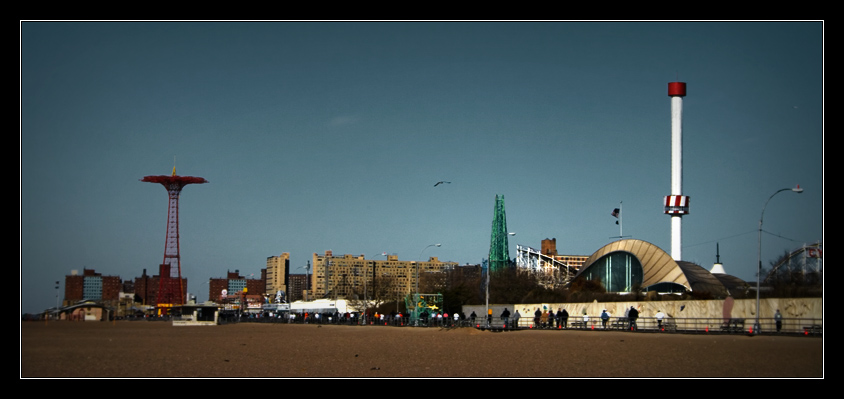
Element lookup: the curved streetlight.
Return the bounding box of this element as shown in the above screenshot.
[754,185,803,334]
[299,262,311,301]
[198,279,210,304]
[413,243,441,325]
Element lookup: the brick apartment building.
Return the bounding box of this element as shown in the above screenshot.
[132,268,188,307]
[64,268,121,306]
[209,270,266,303]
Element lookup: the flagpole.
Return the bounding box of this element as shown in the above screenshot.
[611,202,630,241]
[619,202,623,239]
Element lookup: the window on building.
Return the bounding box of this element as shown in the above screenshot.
[578,251,643,293]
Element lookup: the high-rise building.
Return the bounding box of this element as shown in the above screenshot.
[542,238,558,257]
[311,251,457,300]
[287,273,311,302]
[266,253,290,302]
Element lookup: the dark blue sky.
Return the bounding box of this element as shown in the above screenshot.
[21,21,823,313]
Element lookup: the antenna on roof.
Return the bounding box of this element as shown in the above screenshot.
[716,242,721,264]
[711,242,725,274]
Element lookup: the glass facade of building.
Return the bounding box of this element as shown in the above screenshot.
[83,276,103,300]
[641,281,687,293]
[228,279,247,294]
[578,251,643,293]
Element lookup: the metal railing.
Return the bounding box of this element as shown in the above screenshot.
[453,315,822,335]
[218,313,821,335]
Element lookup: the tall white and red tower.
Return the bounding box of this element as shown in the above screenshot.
[142,167,208,310]
[664,82,689,261]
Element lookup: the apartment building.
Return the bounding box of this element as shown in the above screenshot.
[64,268,122,305]
[311,250,457,300]
[209,270,265,303]
[266,253,290,301]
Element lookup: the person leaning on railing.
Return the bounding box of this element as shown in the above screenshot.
[627,307,639,331]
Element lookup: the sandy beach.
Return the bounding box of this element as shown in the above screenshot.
[21,321,823,378]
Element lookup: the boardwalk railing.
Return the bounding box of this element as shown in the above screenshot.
[502,315,822,334]
[219,313,821,335]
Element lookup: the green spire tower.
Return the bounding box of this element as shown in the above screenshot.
[488,194,510,272]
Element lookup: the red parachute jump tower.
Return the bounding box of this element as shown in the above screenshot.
[141,167,208,311]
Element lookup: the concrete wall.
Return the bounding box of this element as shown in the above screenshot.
[464,297,822,332]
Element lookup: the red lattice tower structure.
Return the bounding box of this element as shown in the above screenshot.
[141,167,208,310]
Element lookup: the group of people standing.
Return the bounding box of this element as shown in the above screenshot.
[525,308,569,329]
[486,306,652,330]
[282,305,675,331]
[599,307,641,330]
[418,310,462,326]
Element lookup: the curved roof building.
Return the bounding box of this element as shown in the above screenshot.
[573,239,747,298]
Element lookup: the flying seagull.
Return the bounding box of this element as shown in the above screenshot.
[434,181,451,187]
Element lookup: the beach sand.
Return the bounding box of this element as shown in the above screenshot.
[21,321,823,378]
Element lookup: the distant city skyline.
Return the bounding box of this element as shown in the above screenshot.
[21,21,823,314]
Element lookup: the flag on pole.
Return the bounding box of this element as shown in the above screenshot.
[611,208,620,224]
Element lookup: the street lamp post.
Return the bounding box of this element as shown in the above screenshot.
[754,185,802,334]
[364,252,388,325]
[198,279,209,305]
[414,243,441,326]
[55,281,60,320]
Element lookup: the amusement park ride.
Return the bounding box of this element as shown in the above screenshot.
[763,242,823,285]
[515,245,578,288]
[405,293,443,325]
[141,166,207,313]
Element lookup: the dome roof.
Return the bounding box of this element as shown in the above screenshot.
[577,239,737,297]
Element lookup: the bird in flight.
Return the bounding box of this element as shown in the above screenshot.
[434,181,451,187]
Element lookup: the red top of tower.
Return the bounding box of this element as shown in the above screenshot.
[141,175,209,185]
[668,82,687,97]
[141,166,208,186]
